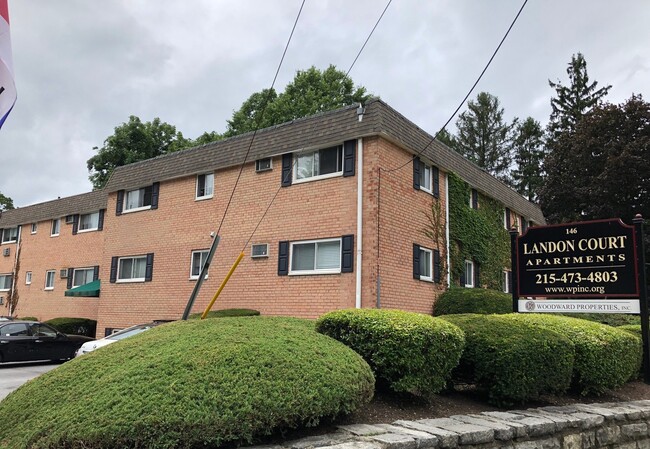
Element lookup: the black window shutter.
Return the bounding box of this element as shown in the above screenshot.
[110,257,118,283]
[459,267,466,287]
[471,189,478,209]
[151,182,160,209]
[116,190,124,216]
[67,268,74,289]
[342,140,356,177]
[93,265,100,281]
[434,249,441,283]
[145,253,154,282]
[98,209,105,231]
[433,166,440,197]
[278,241,289,275]
[281,153,293,187]
[413,244,421,279]
[72,214,79,235]
[505,208,511,229]
[474,261,480,288]
[507,270,513,293]
[341,235,354,273]
[413,157,421,190]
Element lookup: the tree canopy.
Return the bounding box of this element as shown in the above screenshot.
[225,65,372,137]
[510,117,546,202]
[0,192,14,211]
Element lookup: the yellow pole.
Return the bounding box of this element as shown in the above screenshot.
[201,252,245,319]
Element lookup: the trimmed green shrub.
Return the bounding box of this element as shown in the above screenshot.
[561,313,640,327]
[502,314,642,395]
[316,309,465,396]
[0,317,374,449]
[188,308,260,319]
[617,324,642,338]
[433,288,512,316]
[45,317,97,337]
[441,314,574,406]
[17,316,38,321]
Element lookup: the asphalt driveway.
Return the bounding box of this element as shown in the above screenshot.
[0,361,60,400]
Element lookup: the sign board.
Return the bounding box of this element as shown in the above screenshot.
[516,219,638,299]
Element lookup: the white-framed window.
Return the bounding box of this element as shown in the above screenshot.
[117,256,147,282]
[251,243,269,258]
[125,186,153,212]
[31,223,37,234]
[45,270,55,290]
[73,268,95,288]
[190,250,210,279]
[294,145,343,183]
[50,219,60,237]
[419,163,432,194]
[0,274,12,291]
[196,173,214,200]
[79,212,100,232]
[1,227,18,244]
[289,238,341,275]
[419,247,433,281]
[464,260,475,288]
[255,158,272,172]
[25,272,32,285]
[503,270,512,293]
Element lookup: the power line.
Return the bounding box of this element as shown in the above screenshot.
[346,0,393,77]
[383,0,528,175]
[215,0,306,237]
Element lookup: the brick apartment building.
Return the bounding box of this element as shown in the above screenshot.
[0,99,544,336]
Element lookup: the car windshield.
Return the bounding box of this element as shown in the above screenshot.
[106,325,153,341]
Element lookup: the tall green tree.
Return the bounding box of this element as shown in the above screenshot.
[0,192,14,211]
[452,92,514,183]
[541,53,611,223]
[510,117,545,202]
[547,53,611,138]
[225,65,372,137]
[87,116,192,189]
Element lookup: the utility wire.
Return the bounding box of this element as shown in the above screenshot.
[346,0,392,77]
[215,0,306,237]
[382,0,528,174]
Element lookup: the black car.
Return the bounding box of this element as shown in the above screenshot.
[0,320,93,363]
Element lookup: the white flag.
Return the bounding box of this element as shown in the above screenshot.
[0,0,16,129]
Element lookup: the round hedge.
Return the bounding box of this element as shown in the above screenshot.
[433,288,512,316]
[45,317,97,337]
[617,324,642,338]
[0,317,374,449]
[187,308,260,319]
[501,314,642,395]
[441,314,574,406]
[316,309,465,396]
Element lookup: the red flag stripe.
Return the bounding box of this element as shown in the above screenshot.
[0,0,8,25]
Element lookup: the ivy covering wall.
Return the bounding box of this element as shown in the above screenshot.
[448,173,510,290]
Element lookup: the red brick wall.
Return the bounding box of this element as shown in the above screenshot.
[2,219,103,321]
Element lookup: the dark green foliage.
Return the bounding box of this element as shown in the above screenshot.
[0,192,13,211]
[433,288,512,316]
[563,313,640,327]
[448,173,510,290]
[617,324,642,338]
[45,317,97,337]
[451,92,514,183]
[0,317,374,449]
[510,117,546,202]
[316,309,465,397]
[225,65,373,137]
[502,314,642,395]
[188,308,260,319]
[441,314,574,406]
[17,316,37,321]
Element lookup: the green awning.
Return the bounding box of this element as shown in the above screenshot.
[64,279,100,297]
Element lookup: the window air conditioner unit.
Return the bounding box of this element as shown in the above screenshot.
[2,247,9,257]
[60,269,68,279]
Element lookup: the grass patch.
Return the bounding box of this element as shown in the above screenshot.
[0,317,374,449]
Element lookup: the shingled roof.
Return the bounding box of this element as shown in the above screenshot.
[105,99,545,224]
[0,190,107,228]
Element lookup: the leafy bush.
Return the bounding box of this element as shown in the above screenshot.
[45,317,97,337]
[188,308,260,319]
[561,313,640,327]
[617,324,642,338]
[17,316,38,321]
[502,314,642,395]
[441,314,574,406]
[433,288,512,316]
[316,309,465,396]
[0,317,374,449]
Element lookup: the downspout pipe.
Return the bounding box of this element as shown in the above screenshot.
[445,173,451,287]
[355,138,363,309]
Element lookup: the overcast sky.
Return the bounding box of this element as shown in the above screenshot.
[1,0,648,207]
